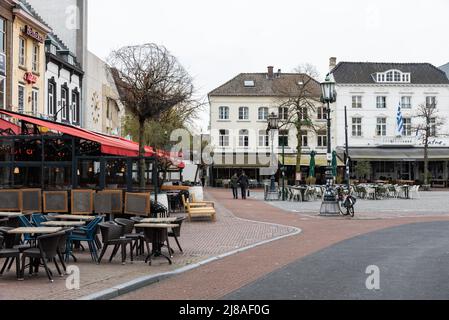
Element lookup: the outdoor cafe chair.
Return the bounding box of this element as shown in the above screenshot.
[20,231,66,282]
[17,216,36,245]
[0,228,22,280]
[115,218,145,256]
[409,185,421,199]
[31,214,48,227]
[97,222,133,265]
[68,216,103,262]
[168,217,186,253]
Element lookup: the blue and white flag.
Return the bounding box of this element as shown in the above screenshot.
[396,103,404,136]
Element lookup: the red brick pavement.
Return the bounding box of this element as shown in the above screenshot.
[117,188,449,300]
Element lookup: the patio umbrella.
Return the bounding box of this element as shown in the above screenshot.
[309,151,316,177]
[332,151,338,177]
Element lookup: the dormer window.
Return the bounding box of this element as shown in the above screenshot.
[244,80,255,87]
[67,55,74,65]
[375,69,411,83]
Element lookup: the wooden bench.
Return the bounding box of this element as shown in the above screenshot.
[181,195,216,222]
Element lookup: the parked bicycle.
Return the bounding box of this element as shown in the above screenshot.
[336,186,356,217]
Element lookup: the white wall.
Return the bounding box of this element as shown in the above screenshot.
[209,96,327,156]
[45,61,81,124]
[333,84,449,148]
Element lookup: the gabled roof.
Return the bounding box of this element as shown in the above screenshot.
[208,72,321,98]
[440,62,449,80]
[15,0,51,32]
[331,62,449,85]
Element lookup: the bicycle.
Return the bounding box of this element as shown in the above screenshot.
[336,187,356,217]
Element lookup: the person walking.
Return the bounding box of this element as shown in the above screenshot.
[231,173,239,199]
[238,171,249,200]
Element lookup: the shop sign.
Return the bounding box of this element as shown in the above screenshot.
[24,25,44,43]
[24,72,37,84]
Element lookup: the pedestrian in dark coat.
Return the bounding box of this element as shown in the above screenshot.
[238,172,249,200]
[230,173,239,199]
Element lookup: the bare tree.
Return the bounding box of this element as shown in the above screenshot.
[414,103,446,185]
[275,64,322,184]
[108,43,194,189]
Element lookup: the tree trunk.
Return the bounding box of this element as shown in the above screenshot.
[424,129,429,185]
[138,116,146,190]
[295,122,302,186]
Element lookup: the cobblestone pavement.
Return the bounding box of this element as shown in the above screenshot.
[0,194,296,300]
[117,188,449,300]
[251,190,449,219]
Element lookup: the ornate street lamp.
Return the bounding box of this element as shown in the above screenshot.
[320,73,339,215]
[267,112,279,192]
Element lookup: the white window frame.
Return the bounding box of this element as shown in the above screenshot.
[72,91,79,124]
[61,87,69,121]
[376,118,387,136]
[317,134,327,147]
[239,129,249,147]
[32,44,39,72]
[48,82,56,116]
[301,132,308,147]
[352,96,362,108]
[376,96,387,109]
[218,106,229,120]
[0,78,5,110]
[18,85,25,113]
[426,96,437,108]
[403,118,412,136]
[258,130,269,147]
[317,106,327,120]
[219,129,229,147]
[19,37,26,67]
[238,107,249,120]
[401,96,412,109]
[31,88,38,115]
[279,107,288,121]
[352,117,362,137]
[258,107,268,121]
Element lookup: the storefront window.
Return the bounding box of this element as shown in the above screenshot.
[13,166,42,188]
[0,18,5,53]
[78,159,101,188]
[44,166,71,190]
[105,159,127,189]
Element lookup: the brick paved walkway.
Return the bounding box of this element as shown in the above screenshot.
[0,193,296,300]
[117,188,449,300]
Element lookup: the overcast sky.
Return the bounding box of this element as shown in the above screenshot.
[88,0,449,132]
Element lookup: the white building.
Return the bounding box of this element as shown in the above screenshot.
[208,66,337,186]
[329,58,449,183]
[44,32,83,125]
[84,51,124,135]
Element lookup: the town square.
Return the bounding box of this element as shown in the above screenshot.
[0,0,448,308]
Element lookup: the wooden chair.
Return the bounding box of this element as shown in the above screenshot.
[190,194,215,208]
[181,194,211,210]
[185,201,216,222]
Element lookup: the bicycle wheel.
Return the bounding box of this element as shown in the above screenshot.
[347,205,355,217]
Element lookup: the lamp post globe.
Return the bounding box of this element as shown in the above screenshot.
[320,73,340,215]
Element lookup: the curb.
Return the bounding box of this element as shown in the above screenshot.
[79,226,301,300]
[79,191,301,300]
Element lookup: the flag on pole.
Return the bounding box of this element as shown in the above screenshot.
[396,103,404,136]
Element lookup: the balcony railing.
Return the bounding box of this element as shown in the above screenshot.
[374,136,418,146]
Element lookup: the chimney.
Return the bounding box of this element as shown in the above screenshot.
[267,66,274,79]
[329,57,337,71]
[277,69,281,78]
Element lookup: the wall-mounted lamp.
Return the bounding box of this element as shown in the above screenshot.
[14,167,20,174]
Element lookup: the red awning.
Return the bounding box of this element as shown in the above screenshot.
[0,110,154,157]
[0,117,20,134]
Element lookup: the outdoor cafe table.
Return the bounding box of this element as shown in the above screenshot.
[140,217,179,224]
[401,186,411,199]
[52,214,95,221]
[41,221,86,227]
[7,227,63,235]
[0,212,23,218]
[134,223,179,265]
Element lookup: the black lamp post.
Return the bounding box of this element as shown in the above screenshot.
[319,73,339,215]
[267,112,279,192]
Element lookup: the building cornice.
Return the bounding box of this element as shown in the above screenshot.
[336,83,449,88]
[13,7,52,34]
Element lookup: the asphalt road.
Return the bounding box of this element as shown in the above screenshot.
[224,221,449,300]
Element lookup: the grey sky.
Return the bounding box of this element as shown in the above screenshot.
[88,0,449,132]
